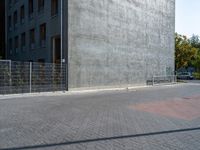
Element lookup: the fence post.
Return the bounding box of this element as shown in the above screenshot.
[30,62,32,93]
[9,60,12,91]
[60,62,62,91]
[65,63,68,91]
[152,75,154,86]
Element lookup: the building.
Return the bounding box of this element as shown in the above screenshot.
[66,0,176,89]
[0,0,5,59]
[6,0,175,90]
[6,0,61,63]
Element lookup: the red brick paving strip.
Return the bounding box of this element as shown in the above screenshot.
[130,96,200,121]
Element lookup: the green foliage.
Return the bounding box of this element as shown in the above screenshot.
[175,33,198,70]
[190,35,200,48]
[175,33,200,73]
[193,72,200,79]
[192,52,200,72]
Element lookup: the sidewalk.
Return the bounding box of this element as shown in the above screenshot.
[0,83,200,150]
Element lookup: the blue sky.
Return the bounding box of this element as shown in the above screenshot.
[176,0,200,37]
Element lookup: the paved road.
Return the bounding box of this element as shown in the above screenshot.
[184,80,200,84]
[0,83,200,150]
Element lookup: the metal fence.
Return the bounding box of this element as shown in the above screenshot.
[0,60,66,95]
[152,75,177,86]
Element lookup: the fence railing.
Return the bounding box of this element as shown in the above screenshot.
[152,75,177,86]
[0,60,67,95]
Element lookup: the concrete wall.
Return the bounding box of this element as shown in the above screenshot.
[67,0,175,89]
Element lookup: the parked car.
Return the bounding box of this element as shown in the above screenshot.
[177,72,194,80]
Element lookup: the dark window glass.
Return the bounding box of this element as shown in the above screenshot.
[14,36,19,53]
[8,0,12,9]
[8,16,12,29]
[9,38,13,53]
[38,0,44,12]
[20,5,25,23]
[40,23,46,47]
[51,0,58,16]
[21,32,26,48]
[29,0,34,16]
[14,11,18,27]
[30,28,35,49]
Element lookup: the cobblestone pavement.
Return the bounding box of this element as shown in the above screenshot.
[0,83,200,150]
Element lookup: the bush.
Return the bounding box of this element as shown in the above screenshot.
[193,72,200,79]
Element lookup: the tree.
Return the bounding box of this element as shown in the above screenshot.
[175,33,198,70]
[190,34,200,48]
[189,35,200,72]
[191,51,200,72]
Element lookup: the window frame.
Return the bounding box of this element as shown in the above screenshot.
[29,28,35,49]
[29,0,34,18]
[8,15,12,31]
[20,5,25,24]
[38,0,45,12]
[14,36,19,53]
[39,23,46,47]
[13,10,18,28]
[9,38,13,55]
[51,0,58,17]
[21,32,26,51]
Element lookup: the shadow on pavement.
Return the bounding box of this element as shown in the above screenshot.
[1,127,200,150]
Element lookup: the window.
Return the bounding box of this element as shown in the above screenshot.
[29,0,34,18]
[20,5,25,23]
[9,39,13,55]
[38,0,44,12]
[8,0,12,9]
[21,32,26,50]
[30,28,35,49]
[51,0,58,16]
[14,11,18,28]
[14,36,19,53]
[40,23,46,47]
[8,16,12,31]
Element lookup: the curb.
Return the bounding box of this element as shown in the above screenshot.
[0,83,183,100]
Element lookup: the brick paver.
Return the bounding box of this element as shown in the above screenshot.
[131,95,200,120]
[0,83,200,150]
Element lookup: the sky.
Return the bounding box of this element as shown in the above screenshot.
[176,0,200,38]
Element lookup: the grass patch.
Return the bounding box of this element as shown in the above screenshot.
[193,72,200,80]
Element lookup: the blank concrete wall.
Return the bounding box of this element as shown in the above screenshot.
[67,0,175,89]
